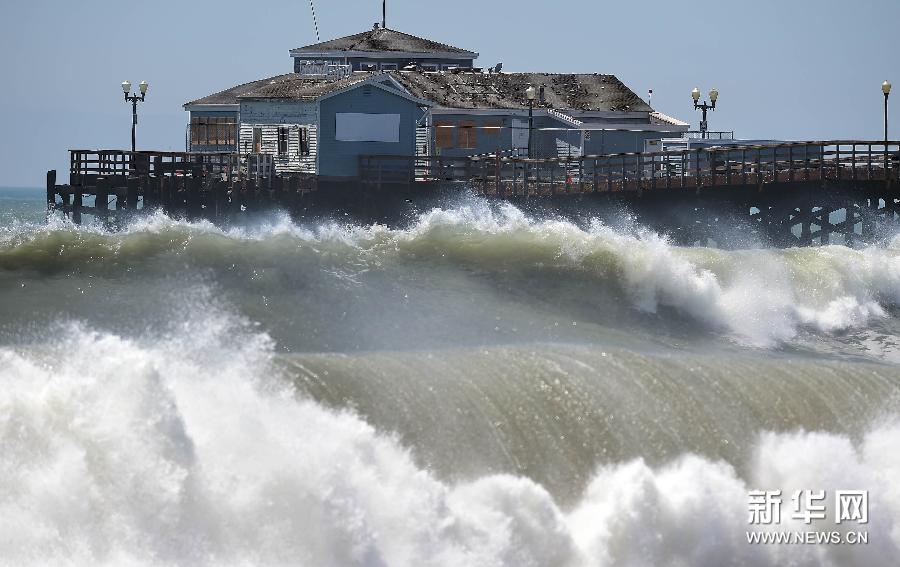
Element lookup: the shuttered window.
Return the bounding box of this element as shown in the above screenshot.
[190,116,237,146]
[278,127,290,155]
[435,120,454,149]
[458,120,477,149]
[253,128,262,153]
[299,127,310,156]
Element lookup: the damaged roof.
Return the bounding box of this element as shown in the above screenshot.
[185,73,380,106]
[185,72,435,106]
[291,27,477,56]
[183,74,297,107]
[185,71,652,114]
[389,71,653,113]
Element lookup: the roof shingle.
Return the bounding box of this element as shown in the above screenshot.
[390,71,653,113]
[291,27,476,56]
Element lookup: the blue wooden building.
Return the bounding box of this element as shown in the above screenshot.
[183,25,689,179]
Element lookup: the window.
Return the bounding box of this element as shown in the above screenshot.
[435,120,454,149]
[458,120,477,149]
[299,127,310,156]
[190,116,237,147]
[422,64,439,72]
[278,127,290,155]
[484,121,502,136]
[252,127,262,153]
[380,63,398,71]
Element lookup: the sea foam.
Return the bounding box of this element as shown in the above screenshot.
[1,311,898,566]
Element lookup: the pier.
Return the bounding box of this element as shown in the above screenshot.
[48,140,899,246]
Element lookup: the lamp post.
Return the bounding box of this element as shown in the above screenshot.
[883,80,892,147]
[526,84,536,158]
[691,87,718,139]
[122,80,149,152]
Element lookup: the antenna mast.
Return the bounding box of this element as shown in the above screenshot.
[309,0,320,41]
[383,0,386,29]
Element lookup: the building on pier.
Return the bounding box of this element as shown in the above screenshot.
[183,24,689,179]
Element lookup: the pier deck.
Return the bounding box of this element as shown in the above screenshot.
[47,141,900,246]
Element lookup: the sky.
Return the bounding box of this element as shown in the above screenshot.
[0,0,897,187]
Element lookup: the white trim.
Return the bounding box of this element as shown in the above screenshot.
[428,108,658,121]
[568,110,651,120]
[183,103,240,112]
[291,49,478,60]
[575,123,690,132]
[317,76,434,107]
[649,111,691,127]
[380,74,411,94]
[430,107,535,117]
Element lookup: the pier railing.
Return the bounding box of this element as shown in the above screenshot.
[69,150,245,186]
[360,141,900,195]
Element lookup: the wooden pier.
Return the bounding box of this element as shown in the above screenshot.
[48,150,318,224]
[48,141,900,246]
[359,140,900,246]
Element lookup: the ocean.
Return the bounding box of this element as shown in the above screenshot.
[1,186,899,566]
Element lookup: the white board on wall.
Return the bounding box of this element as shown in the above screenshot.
[335,113,401,142]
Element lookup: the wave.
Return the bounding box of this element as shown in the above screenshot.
[3,203,900,350]
[1,311,898,566]
[283,344,900,501]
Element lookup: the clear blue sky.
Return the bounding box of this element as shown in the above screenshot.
[0,0,897,187]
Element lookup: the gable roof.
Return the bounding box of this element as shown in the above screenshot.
[183,74,296,108]
[389,71,653,113]
[184,72,432,108]
[290,27,477,57]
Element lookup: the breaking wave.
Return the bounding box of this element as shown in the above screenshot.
[4,198,900,565]
[1,310,899,566]
[2,202,900,349]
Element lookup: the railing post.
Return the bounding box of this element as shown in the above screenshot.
[46,170,56,215]
[579,157,584,193]
[725,149,732,185]
[695,149,702,189]
[495,153,501,197]
[637,153,644,194]
[756,148,762,186]
[788,145,794,182]
[836,144,841,181]
[867,143,872,180]
[742,148,748,185]
[95,177,109,221]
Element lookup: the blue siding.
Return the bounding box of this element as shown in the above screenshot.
[584,130,681,155]
[431,113,567,158]
[317,85,422,178]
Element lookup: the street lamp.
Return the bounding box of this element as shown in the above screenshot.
[525,84,536,158]
[122,80,149,152]
[692,87,718,139]
[883,80,892,147]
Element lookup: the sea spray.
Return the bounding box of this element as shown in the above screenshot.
[1,314,899,566]
[5,202,900,348]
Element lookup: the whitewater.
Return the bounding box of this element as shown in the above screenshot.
[2,188,900,566]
